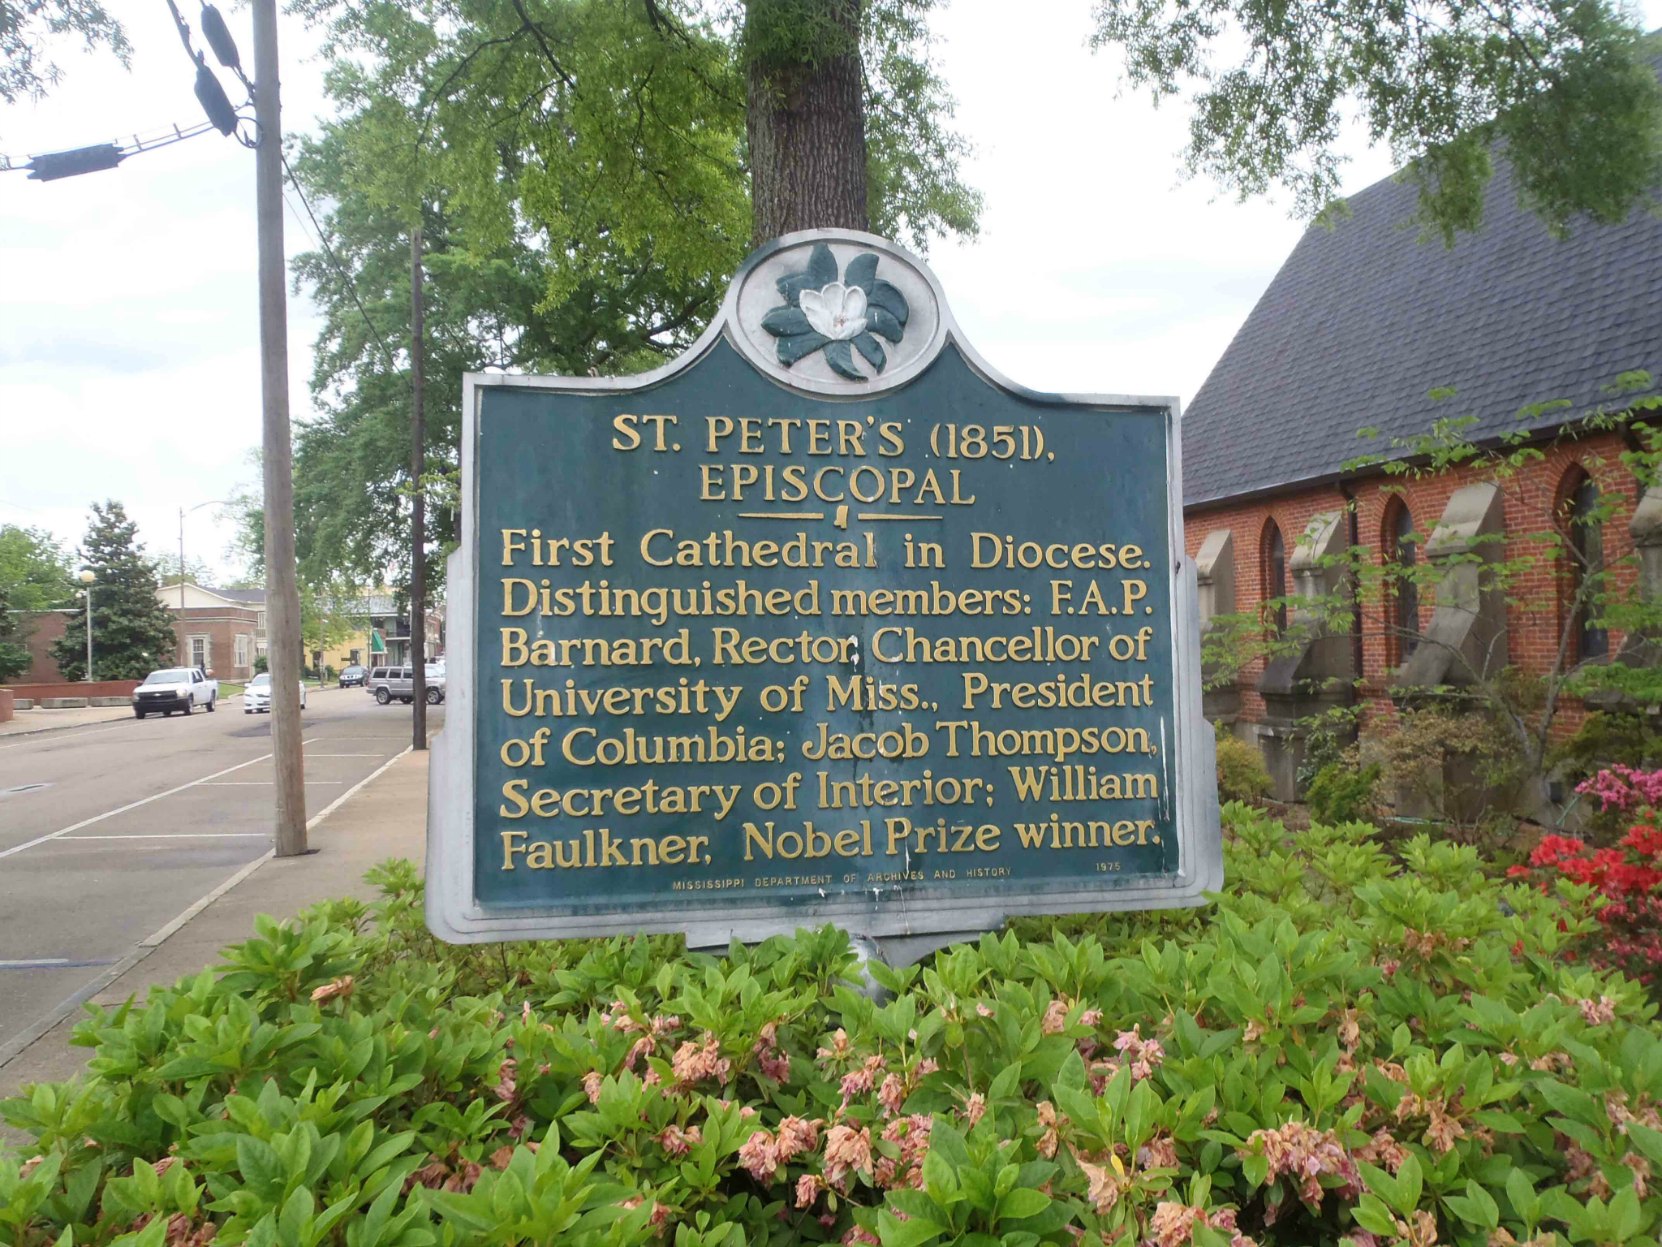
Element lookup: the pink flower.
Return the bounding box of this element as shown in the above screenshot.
[1577,995,1618,1025]
[582,1070,603,1103]
[738,1129,780,1182]
[1240,1121,1359,1207]
[840,1067,875,1104]
[823,1123,873,1191]
[777,1116,820,1162]
[795,1173,826,1209]
[878,1073,906,1116]
[671,1034,731,1086]
[659,1124,701,1158]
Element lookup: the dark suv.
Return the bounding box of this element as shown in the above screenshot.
[339,665,366,687]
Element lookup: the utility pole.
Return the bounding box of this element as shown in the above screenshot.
[410,226,427,750]
[254,0,307,854]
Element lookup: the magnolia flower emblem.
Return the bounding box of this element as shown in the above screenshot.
[760,243,909,381]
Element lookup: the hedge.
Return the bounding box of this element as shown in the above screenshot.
[3,805,1660,1246]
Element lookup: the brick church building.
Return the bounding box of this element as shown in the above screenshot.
[1180,147,1662,801]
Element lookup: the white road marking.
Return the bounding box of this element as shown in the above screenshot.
[0,750,279,861]
[59,833,270,840]
[306,753,388,757]
[0,959,70,968]
[197,780,344,786]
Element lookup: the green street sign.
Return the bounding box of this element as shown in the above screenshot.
[428,231,1221,954]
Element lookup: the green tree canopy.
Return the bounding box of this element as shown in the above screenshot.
[284,0,980,595]
[51,501,180,681]
[0,0,129,109]
[1089,0,1662,240]
[0,524,76,612]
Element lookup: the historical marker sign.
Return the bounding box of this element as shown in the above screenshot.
[428,231,1221,948]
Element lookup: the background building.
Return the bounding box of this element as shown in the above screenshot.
[154,582,265,680]
[1181,143,1662,801]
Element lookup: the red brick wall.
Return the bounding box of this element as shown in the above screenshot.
[1184,430,1640,737]
[172,607,262,679]
[18,610,70,683]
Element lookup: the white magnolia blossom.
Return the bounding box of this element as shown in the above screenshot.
[798,282,868,341]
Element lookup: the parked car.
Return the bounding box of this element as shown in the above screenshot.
[133,667,218,718]
[370,664,446,705]
[244,672,307,714]
[339,664,366,688]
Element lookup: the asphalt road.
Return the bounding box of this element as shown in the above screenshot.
[0,686,437,1059]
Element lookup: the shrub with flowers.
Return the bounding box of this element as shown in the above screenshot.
[3,808,1662,1247]
[1511,766,1662,988]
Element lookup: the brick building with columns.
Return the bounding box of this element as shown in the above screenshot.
[1181,150,1662,802]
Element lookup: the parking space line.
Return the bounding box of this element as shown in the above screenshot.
[197,780,344,786]
[59,833,269,840]
[0,749,279,861]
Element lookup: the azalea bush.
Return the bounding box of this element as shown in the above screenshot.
[1514,766,1662,990]
[5,808,1662,1247]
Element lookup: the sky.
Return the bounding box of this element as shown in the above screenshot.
[2,0,1659,587]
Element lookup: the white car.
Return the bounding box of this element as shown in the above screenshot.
[244,672,307,714]
[134,667,218,718]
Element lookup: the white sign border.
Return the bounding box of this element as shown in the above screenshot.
[427,229,1222,945]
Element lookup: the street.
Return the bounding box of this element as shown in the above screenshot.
[0,687,437,1058]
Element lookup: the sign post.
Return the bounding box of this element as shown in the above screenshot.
[428,232,1220,956]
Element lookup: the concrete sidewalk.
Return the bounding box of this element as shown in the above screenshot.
[0,748,429,1105]
[0,703,134,737]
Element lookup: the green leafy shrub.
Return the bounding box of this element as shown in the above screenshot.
[1216,726,1273,805]
[1306,759,1381,826]
[4,820,1661,1247]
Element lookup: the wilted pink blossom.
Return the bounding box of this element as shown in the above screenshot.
[659,1124,701,1158]
[878,1073,906,1116]
[1241,1121,1360,1208]
[876,1115,932,1189]
[1578,995,1618,1025]
[739,1129,780,1182]
[582,1070,603,1103]
[823,1123,873,1191]
[840,1067,875,1104]
[1041,999,1070,1034]
[310,975,353,1003]
[795,1173,826,1209]
[963,1092,987,1127]
[494,1058,517,1104]
[777,1116,820,1162]
[976,1002,995,1018]
[671,1034,731,1086]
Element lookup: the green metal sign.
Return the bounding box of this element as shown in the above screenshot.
[428,231,1220,951]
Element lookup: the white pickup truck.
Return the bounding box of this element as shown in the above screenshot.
[132,666,219,718]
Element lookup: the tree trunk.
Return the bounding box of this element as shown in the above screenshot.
[745,0,868,243]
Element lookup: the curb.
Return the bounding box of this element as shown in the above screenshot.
[0,712,134,742]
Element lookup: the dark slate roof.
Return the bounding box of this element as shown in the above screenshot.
[211,587,266,605]
[1182,150,1662,508]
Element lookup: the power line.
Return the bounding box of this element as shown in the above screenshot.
[0,121,222,178]
[280,152,399,370]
